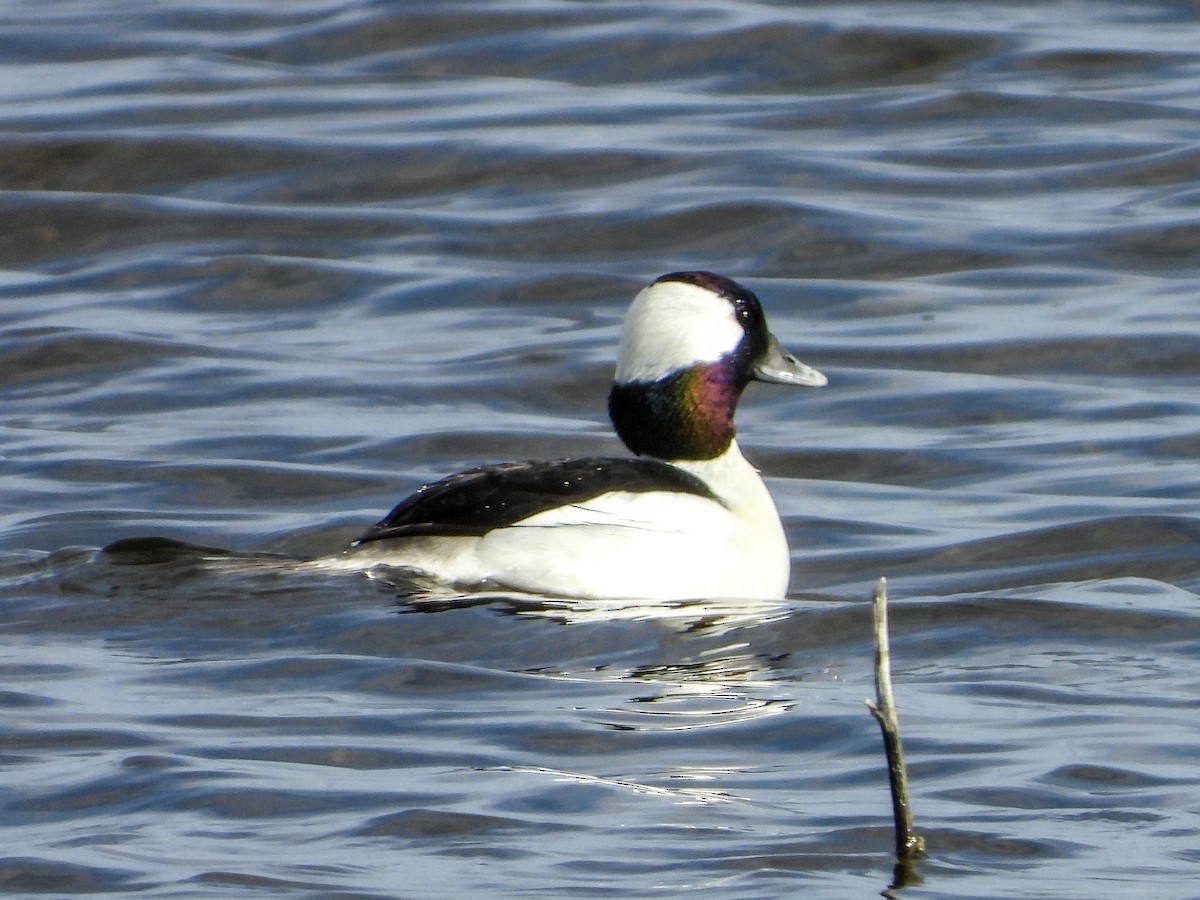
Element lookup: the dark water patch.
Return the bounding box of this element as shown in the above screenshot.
[0,857,144,895]
[0,689,57,709]
[353,18,1006,94]
[818,579,1200,670]
[1055,143,1200,191]
[174,787,410,822]
[0,328,205,392]
[762,229,1010,281]
[810,26,1006,89]
[952,678,1189,712]
[936,782,1162,813]
[765,445,1001,488]
[99,460,380,509]
[491,271,636,311]
[868,515,1200,595]
[442,198,1012,278]
[10,767,182,819]
[255,145,684,208]
[1071,808,1166,824]
[190,868,381,899]
[4,513,265,558]
[255,520,367,558]
[1097,220,1200,271]
[1044,763,1183,791]
[0,136,332,196]
[918,826,1087,867]
[0,728,152,755]
[12,460,374,515]
[354,807,532,840]
[0,4,350,63]
[358,432,619,480]
[120,754,181,771]
[167,255,390,313]
[822,334,1200,379]
[0,194,402,269]
[1012,47,1193,80]
[194,744,474,773]
[0,544,386,651]
[168,433,366,466]
[166,654,549,701]
[238,6,588,69]
[771,87,1165,142]
[450,201,810,264]
[880,130,1183,185]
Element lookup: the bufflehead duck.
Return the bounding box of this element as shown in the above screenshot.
[332,271,826,600]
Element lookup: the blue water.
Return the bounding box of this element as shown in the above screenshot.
[3,2,1200,897]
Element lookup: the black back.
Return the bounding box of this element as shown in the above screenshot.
[353,456,719,545]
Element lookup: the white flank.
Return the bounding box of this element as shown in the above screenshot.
[322,442,791,602]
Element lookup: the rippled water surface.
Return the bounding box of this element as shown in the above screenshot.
[3,2,1200,897]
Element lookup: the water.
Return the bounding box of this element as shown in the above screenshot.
[3,1,1200,897]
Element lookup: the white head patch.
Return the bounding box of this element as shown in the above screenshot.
[614,280,744,383]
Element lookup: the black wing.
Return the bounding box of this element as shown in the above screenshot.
[353,456,718,545]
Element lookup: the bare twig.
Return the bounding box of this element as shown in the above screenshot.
[865,577,925,871]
